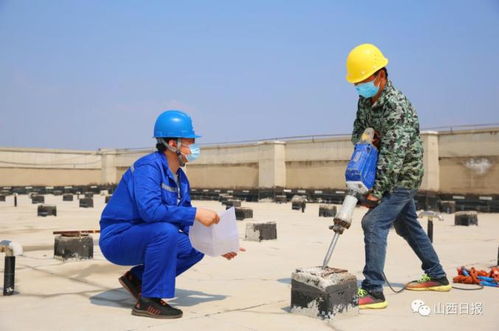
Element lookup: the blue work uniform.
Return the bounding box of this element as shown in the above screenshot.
[99,151,203,299]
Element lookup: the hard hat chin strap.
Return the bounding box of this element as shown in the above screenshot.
[158,138,186,167]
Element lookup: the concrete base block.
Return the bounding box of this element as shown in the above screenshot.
[62,194,74,201]
[455,211,478,226]
[292,202,306,210]
[0,195,5,202]
[439,200,456,214]
[38,204,57,217]
[53,190,63,196]
[291,195,306,210]
[219,194,233,203]
[223,199,241,208]
[291,267,358,319]
[319,205,337,217]
[476,205,490,213]
[275,195,287,203]
[235,207,253,220]
[54,235,93,260]
[245,222,277,241]
[63,186,74,194]
[79,198,94,208]
[31,195,45,204]
[84,192,94,198]
[291,195,306,207]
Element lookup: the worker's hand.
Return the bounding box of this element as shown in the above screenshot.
[359,194,379,209]
[222,247,246,260]
[330,224,346,234]
[195,208,220,226]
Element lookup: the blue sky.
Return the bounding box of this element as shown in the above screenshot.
[1,0,498,150]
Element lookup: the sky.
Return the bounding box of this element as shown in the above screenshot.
[1,0,498,150]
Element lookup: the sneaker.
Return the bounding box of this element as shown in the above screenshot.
[357,288,388,309]
[132,297,183,319]
[119,270,142,299]
[406,274,451,292]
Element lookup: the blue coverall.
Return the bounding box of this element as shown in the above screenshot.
[99,152,204,299]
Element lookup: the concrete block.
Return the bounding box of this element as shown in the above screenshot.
[105,195,112,203]
[291,267,358,319]
[275,195,287,203]
[37,205,57,217]
[52,190,63,196]
[31,195,45,204]
[235,207,253,220]
[63,186,74,193]
[476,205,490,213]
[319,205,337,217]
[84,192,94,198]
[62,194,74,201]
[89,185,100,193]
[219,194,233,203]
[439,200,456,213]
[291,195,306,210]
[455,211,478,226]
[54,235,93,260]
[0,195,5,202]
[79,198,94,208]
[223,199,241,208]
[292,201,306,211]
[245,222,277,241]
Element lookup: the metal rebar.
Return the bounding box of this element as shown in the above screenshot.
[3,256,15,296]
[322,232,340,269]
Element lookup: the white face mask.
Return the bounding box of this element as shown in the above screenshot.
[159,139,200,166]
[183,143,200,162]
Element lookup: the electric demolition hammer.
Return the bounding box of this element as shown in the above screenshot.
[322,128,379,269]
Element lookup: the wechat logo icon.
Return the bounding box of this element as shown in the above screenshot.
[411,299,431,316]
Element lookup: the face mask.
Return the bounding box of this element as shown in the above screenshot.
[184,143,200,162]
[355,81,379,98]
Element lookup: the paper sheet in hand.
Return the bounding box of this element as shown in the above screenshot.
[189,207,240,257]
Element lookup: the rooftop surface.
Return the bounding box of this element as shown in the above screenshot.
[0,195,498,331]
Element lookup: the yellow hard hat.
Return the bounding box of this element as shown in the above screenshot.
[345,43,389,83]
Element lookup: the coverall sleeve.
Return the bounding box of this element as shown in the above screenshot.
[132,164,196,226]
[371,101,411,199]
[351,100,366,145]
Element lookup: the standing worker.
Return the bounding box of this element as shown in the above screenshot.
[345,44,451,309]
[99,110,243,319]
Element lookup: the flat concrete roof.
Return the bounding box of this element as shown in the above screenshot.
[0,195,497,330]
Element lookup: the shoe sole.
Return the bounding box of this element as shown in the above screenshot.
[406,284,452,292]
[132,309,183,319]
[359,301,388,309]
[119,277,140,300]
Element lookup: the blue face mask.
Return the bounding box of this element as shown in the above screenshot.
[185,143,200,162]
[355,81,379,98]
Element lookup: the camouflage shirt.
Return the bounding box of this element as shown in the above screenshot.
[351,80,424,199]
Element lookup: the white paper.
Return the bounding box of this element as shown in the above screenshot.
[189,207,240,257]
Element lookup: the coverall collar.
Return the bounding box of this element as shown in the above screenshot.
[158,151,184,186]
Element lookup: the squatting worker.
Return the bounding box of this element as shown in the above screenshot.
[345,44,450,309]
[99,110,243,319]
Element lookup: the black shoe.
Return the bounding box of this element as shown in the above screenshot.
[132,297,183,319]
[119,270,142,299]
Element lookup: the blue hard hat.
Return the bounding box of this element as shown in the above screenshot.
[153,110,201,138]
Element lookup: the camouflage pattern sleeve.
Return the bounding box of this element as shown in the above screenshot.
[371,101,412,199]
[351,99,367,145]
